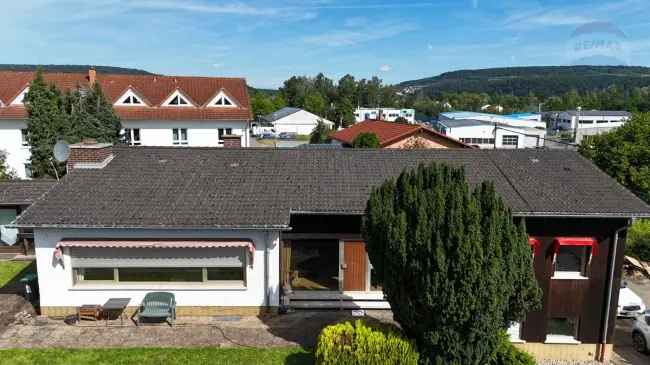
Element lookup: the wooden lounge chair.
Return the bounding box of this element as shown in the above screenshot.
[136,292,176,326]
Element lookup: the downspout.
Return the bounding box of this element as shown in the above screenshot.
[264,231,270,310]
[599,219,633,362]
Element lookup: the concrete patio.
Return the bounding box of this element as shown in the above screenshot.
[0,310,394,349]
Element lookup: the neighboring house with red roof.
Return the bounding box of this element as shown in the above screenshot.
[330,120,471,149]
[0,69,252,178]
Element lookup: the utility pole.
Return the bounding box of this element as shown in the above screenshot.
[573,106,581,143]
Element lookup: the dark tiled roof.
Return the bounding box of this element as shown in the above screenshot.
[15,148,650,228]
[0,71,251,121]
[261,107,302,123]
[0,180,57,206]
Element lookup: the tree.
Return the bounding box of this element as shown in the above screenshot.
[304,91,327,116]
[351,132,380,148]
[25,69,122,178]
[309,119,332,144]
[363,163,541,364]
[579,113,650,203]
[24,69,67,178]
[0,150,17,180]
[334,97,355,128]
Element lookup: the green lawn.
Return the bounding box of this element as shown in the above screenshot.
[0,348,314,365]
[0,261,33,287]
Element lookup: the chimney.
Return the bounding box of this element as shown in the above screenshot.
[67,139,114,170]
[88,67,97,85]
[222,135,242,148]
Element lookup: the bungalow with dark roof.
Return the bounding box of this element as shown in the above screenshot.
[0,69,252,178]
[12,141,650,363]
[330,120,470,149]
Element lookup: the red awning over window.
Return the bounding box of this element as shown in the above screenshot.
[552,237,598,256]
[528,237,540,256]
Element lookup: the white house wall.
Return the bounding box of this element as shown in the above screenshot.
[444,125,543,149]
[272,110,333,135]
[121,120,250,147]
[0,120,30,179]
[34,228,280,309]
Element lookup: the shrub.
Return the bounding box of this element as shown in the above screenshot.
[627,219,650,262]
[315,320,418,365]
[352,132,380,148]
[490,331,535,365]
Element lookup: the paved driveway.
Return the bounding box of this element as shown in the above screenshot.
[612,276,650,364]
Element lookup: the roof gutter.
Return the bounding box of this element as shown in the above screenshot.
[8,223,291,230]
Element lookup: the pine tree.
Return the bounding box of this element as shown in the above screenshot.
[309,119,332,144]
[363,163,541,365]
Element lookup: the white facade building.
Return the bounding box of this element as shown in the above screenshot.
[547,110,630,143]
[261,107,334,135]
[440,111,545,130]
[0,70,252,179]
[354,108,416,123]
[437,119,545,149]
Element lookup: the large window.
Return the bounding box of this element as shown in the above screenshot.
[501,135,519,146]
[289,240,339,290]
[124,128,141,146]
[172,128,188,145]
[21,129,29,146]
[72,247,246,286]
[546,317,579,343]
[554,245,589,279]
[460,137,495,145]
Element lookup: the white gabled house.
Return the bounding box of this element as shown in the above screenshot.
[261,107,334,135]
[0,69,253,178]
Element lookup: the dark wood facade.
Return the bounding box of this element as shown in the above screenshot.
[284,214,631,346]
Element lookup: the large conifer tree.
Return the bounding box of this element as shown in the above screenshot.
[363,163,541,365]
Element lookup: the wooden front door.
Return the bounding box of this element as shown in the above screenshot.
[343,241,368,291]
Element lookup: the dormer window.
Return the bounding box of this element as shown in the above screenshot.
[162,90,193,107]
[208,91,236,108]
[10,87,29,106]
[116,89,146,106]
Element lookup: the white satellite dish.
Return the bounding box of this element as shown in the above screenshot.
[53,140,70,162]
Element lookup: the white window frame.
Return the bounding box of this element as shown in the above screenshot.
[162,90,193,107]
[552,245,590,280]
[208,91,236,108]
[545,317,581,344]
[24,163,32,178]
[123,128,141,146]
[501,135,519,146]
[218,128,233,145]
[10,87,29,106]
[172,128,188,145]
[115,89,145,106]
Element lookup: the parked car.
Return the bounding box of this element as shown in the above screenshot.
[618,282,647,317]
[632,310,650,354]
[261,130,277,139]
[278,132,297,140]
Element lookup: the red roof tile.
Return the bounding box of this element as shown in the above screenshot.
[0,70,251,121]
[331,120,470,148]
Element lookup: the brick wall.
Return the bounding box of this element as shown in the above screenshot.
[222,135,242,148]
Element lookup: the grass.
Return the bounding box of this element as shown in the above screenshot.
[0,347,314,365]
[0,260,33,287]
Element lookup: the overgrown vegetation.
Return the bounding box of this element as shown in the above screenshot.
[490,332,536,365]
[363,163,541,364]
[627,219,650,262]
[579,113,650,204]
[352,133,380,148]
[315,320,418,365]
[25,69,122,179]
[309,120,333,144]
[0,151,17,180]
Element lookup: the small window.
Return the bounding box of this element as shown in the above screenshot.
[546,317,579,342]
[169,95,188,105]
[24,164,32,178]
[119,267,203,282]
[122,95,141,105]
[207,267,244,281]
[75,268,115,282]
[123,128,141,146]
[218,128,233,145]
[554,245,589,279]
[579,119,593,124]
[21,129,29,146]
[502,135,519,146]
[597,120,608,124]
[172,128,188,145]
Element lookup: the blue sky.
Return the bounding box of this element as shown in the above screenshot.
[1,0,650,88]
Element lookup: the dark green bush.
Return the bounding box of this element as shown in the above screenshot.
[315,320,418,365]
[490,331,535,365]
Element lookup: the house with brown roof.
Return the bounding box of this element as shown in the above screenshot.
[0,69,252,178]
[12,140,650,362]
[330,120,471,149]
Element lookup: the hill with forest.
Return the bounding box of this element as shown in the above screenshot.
[0,64,153,75]
[397,66,650,97]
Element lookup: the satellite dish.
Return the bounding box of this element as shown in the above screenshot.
[53,140,70,162]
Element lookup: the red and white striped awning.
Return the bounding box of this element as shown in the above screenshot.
[55,239,256,263]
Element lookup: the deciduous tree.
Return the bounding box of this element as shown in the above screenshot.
[351,132,380,148]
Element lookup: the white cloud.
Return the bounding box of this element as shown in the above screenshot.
[303,23,417,47]
[212,63,224,69]
[379,64,392,72]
